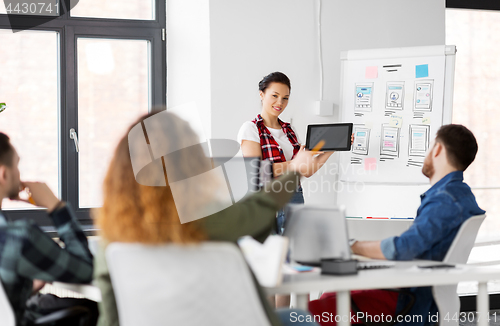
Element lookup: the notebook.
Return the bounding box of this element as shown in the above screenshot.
[238,235,289,287]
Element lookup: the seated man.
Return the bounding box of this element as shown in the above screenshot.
[0,133,93,324]
[309,124,485,326]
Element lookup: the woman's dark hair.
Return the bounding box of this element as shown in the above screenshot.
[258,72,291,93]
[0,133,14,167]
[435,124,478,171]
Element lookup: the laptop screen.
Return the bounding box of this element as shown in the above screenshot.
[284,205,350,265]
[306,123,353,151]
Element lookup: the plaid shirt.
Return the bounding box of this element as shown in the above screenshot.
[252,114,300,163]
[0,203,93,324]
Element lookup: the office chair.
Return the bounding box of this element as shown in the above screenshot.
[0,281,94,326]
[0,281,15,326]
[432,214,486,326]
[106,242,272,326]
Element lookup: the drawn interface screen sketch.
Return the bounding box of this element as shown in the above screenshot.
[339,49,452,184]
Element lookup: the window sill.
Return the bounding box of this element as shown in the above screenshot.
[41,224,98,238]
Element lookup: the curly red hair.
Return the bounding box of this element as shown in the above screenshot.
[95,111,209,244]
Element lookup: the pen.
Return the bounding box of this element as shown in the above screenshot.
[312,140,325,152]
[28,195,36,205]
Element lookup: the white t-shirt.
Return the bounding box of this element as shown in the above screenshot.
[237,121,301,161]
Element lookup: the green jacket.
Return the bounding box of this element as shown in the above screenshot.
[94,171,301,326]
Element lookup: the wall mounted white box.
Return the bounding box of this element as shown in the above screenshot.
[314,101,334,116]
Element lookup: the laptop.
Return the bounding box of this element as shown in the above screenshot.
[283,204,394,270]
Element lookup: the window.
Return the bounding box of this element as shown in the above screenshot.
[446,7,500,295]
[70,0,154,20]
[0,0,166,226]
[446,9,500,244]
[77,38,150,208]
[0,30,59,210]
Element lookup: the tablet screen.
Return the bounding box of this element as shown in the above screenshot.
[306,123,353,151]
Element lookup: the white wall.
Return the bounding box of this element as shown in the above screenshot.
[166,0,211,137]
[209,0,317,141]
[167,0,446,212]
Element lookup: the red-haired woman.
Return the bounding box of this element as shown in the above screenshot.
[94,110,325,326]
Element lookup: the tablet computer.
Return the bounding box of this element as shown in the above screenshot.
[305,123,353,151]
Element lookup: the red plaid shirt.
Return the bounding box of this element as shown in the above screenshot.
[252,114,300,163]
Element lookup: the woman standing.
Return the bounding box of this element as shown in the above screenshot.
[238,72,333,235]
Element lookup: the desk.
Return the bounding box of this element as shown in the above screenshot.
[265,261,500,326]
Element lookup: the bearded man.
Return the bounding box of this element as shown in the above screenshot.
[309,124,485,326]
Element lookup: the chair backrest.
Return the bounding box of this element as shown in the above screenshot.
[433,214,486,326]
[443,214,486,264]
[0,281,16,326]
[106,242,272,326]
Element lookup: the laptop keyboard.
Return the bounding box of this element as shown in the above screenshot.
[357,262,395,270]
[295,260,395,270]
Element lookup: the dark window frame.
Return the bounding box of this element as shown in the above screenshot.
[446,0,500,11]
[0,0,166,228]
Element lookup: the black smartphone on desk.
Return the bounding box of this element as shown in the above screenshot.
[418,264,455,269]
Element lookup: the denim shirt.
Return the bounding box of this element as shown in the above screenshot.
[380,171,485,326]
[0,212,6,226]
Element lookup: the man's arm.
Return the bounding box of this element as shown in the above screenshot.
[351,241,386,260]
[355,195,462,261]
[388,195,461,260]
[16,202,93,284]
